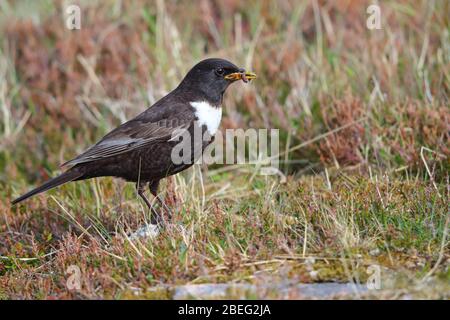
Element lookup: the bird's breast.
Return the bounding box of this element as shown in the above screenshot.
[190,101,222,135]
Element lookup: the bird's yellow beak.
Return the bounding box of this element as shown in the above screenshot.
[224,71,257,83]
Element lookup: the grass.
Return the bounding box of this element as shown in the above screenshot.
[0,0,449,299]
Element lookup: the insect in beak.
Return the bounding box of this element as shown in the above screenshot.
[224,71,257,83]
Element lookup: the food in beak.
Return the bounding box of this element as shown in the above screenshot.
[225,71,257,83]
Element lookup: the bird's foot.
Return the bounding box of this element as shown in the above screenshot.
[129,223,160,240]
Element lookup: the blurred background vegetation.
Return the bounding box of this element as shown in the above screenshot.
[0,0,448,299]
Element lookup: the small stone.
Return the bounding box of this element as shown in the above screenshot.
[309,270,319,279]
[129,224,160,240]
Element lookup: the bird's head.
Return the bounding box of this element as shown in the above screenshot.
[178,58,256,105]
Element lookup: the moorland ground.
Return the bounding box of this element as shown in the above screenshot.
[0,0,448,299]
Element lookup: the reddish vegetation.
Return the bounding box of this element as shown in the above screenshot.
[319,93,366,166]
[6,18,150,127]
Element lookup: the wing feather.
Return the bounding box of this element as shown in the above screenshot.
[62,116,192,167]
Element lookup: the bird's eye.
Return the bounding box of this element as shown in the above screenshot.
[215,68,225,76]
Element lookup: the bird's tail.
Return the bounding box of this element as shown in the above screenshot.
[11,169,83,205]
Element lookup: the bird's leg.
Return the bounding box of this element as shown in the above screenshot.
[137,182,163,225]
[149,180,173,222]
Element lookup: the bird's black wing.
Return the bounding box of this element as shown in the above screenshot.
[61,103,195,167]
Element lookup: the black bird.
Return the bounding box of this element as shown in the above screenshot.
[12,58,256,225]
